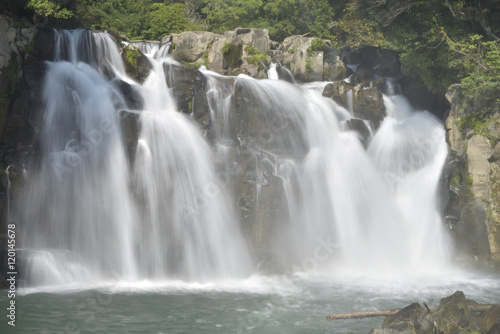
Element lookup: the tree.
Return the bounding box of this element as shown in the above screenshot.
[27,0,73,19]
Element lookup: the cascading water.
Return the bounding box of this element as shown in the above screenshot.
[20,31,139,286]
[9,29,500,334]
[133,43,252,280]
[17,27,452,289]
[19,31,252,286]
[202,72,451,275]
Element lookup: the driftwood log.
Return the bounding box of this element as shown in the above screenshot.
[326,304,496,321]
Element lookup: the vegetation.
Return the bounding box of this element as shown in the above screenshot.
[4,0,499,119]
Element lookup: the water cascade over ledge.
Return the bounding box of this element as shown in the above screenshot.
[17,29,452,288]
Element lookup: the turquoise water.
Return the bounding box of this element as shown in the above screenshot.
[2,271,499,333]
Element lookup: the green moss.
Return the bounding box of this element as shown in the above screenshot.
[450,174,460,189]
[221,43,230,55]
[465,174,473,189]
[245,45,267,66]
[490,170,500,217]
[181,61,194,68]
[307,38,329,55]
[125,50,139,69]
[24,44,34,55]
[457,115,498,145]
[247,54,267,66]
[323,67,332,79]
[222,43,243,68]
[203,51,209,66]
[305,57,312,72]
[244,45,258,55]
[288,46,297,54]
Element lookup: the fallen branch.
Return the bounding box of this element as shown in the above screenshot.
[326,309,400,321]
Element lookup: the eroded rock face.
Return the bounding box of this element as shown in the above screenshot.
[444,84,500,262]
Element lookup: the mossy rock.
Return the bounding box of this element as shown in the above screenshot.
[121,45,151,83]
[222,43,243,69]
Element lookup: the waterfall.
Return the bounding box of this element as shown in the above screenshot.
[21,60,139,286]
[133,43,252,280]
[268,63,279,80]
[17,29,452,287]
[19,31,252,287]
[203,74,451,275]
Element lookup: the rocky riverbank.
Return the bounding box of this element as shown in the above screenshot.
[367,291,500,334]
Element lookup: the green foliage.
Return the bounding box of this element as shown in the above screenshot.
[244,45,258,55]
[244,45,267,65]
[125,50,139,69]
[221,43,230,55]
[336,0,385,49]
[19,0,500,115]
[305,57,312,72]
[308,38,329,53]
[27,0,73,19]
[203,51,209,66]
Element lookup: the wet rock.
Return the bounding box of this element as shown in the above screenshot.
[400,78,450,120]
[163,63,207,115]
[322,81,353,107]
[470,304,500,332]
[486,319,500,334]
[121,44,151,83]
[382,302,427,332]
[276,64,295,83]
[324,48,346,81]
[342,46,400,80]
[114,79,143,110]
[119,110,140,163]
[323,81,386,129]
[275,36,321,82]
[344,118,372,148]
[433,291,470,329]
[372,292,500,334]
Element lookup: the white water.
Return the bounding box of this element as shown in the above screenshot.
[19,29,452,289]
[19,31,252,286]
[201,73,451,276]
[133,42,252,280]
[21,60,139,285]
[268,62,279,80]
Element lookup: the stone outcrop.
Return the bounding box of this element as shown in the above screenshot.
[444,84,500,263]
[370,291,500,334]
[165,29,347,83]
[323,79,386,129]
[170,31,215,63]
[121,44,151,83]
